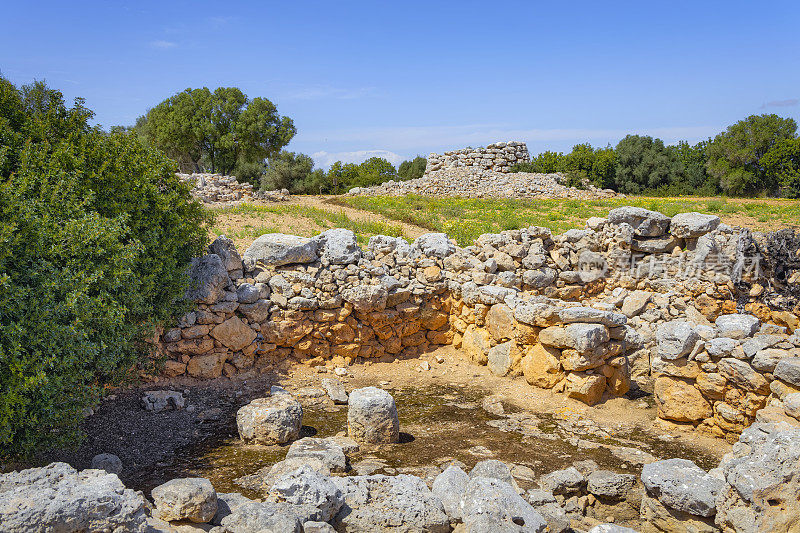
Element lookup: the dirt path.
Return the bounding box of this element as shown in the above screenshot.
[292,195,430,240]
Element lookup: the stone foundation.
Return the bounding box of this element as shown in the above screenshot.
[424,141,530,174]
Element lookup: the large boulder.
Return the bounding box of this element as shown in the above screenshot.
[539,467,585,495]
[347,387,399,444]
[521,343,564,389]
[607,206,670,237]
[460,477,547,532]
[539,323,610,353]
[715,314,761,340]
[717,358,769,393]
[640,458,723,518]
[586,470,637,500]
[151,477,218,523]
[656,320,699,360]
[670,212,721,239]
[315,228,361,265]
[219,501,302,532]
[243,233,318,267]
[715,422,800,532]
[654,376,712,422]
[331,474,450,532]
[285,438,348,473]
[432,464,469,519]
[341,285,388,313]
[0,462,148,532]
[469,459,519,492]
[186,254,230,304]
[237,391,303,445]
[209,235,243,272]
[413,233,455,258]
[268,466,344,523]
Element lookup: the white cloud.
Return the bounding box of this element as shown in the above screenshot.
[149,40,177,49]
[761,98,798,109]
[311,150,405,169]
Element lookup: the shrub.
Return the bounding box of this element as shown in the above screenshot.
[614,135,682,194]
[397,156,427,181]
[0,78,210,458]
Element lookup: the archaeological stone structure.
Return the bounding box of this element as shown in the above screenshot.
[159,208,800,442]
[424,141,531,174]
[179,173,255,203]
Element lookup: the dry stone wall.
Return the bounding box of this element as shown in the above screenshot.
[424,141,530,174]
[159,208,800,440]
[179,173,254,203]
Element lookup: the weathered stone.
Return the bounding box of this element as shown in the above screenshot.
[91,453,123,475]
[460,477,547,532]
[486,304,514,341]
[715,314,761,340]
[0,463,148,532]
[608,206,671,237]
[347,387,399,444]
[332,474,450,532]
[187,353,225,379]
[236,283,260,304]
[244,233,318,267]
[211,316,257,351]
[670,212,721,238]
[774,357,800,387]
[285,438,347,473]
[717,357,769,393]
[414,233,454,258]
[341,285,388,313]
[586,470,637,500]
[219,501,302,533]
[621,290,652,317]
[151,477,218,523]
[654,376,712,422]
[566,372,606,406]
[321,377,348,404]
[641,459,722,517]
[462,324,491,365]
[521,343,564,389]
[431,464,469,519]
[142,390,185,413]
[469,459,519,492]
[315,228,361,265]
[237,392,303,445]
[632,234,680,254]
[268,466,344,522]
[539,467,585,495]
[186,254,230,304]
[539,323,610,353]
[487,340,522,377]
[558,307,626,327]
[656,320,699,360]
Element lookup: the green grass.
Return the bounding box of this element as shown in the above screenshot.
[210,203,404,245]
[332,195,800,246]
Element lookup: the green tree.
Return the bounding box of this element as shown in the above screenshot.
[706,114,797,196]
[357,157,396,187]
[614,135,682,193]
[261,151,314,192]
[510,151,566,173]
[590,146,617,189]
[0,78,209,458]
[762,137,800,198]
[328,161,361,193]
[398,156,427,180]
[135,87,295,176]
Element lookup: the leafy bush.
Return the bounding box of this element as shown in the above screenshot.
[261,151,315,193]
[397,156,427,181]
[0,78,210,458]
[614,135,682,194]
[761,137,800,198]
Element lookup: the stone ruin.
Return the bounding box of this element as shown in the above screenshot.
[4,207,800,533]
[424,141,531,174]
[179,173,255,203]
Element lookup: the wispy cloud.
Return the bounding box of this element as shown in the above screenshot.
[149,40,177,49]
[311,149,404,169]
[761,98,798,109]
[296,124,719,153]
[283,85,377,101]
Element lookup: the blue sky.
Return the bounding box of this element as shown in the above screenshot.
[2,1,799,168]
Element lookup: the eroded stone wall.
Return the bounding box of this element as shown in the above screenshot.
[424,141,530,174]
[159,208,800,439]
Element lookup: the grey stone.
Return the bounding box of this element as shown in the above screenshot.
[742,335,784,358]
[91,453,123,475]
[432,464,469,519]
[142,390,185,413]
[706,337,740,358]
[525,489,557,506]
[315,228,361,265]
[331,474,450,532]
[209,235,243,272]
[219,501,301,533]
[268,466,343,522]
[237,393,303,445]
[586,470,637,499]
[321,377,348,404]
[212,493,253,526]
[784,393,800,419]
[235,458,331,496]
[587,525,640,533]
[347,387,399,444]
[558,307,626,327]
[302,521,336,533]
[469,459,519,492]
[774,357,800,386]
[621,290,652,317]
[539,467,585,495]
[640,458,723,517]
[631,234,680,253]
[670,212,720,239]
[607,206,670,237]
[414,233,455,259]
[656,320,699,360]
[236,283,260,304]
[718,358,769,392]
[539,324,610,353]
[341,285,388,313]
[151,477,218,523]
[460,477,547,532]
[715,314,761,340]
[0,462,148,532]
[285,438,347,473]
[186,254,230,304]
[243,233,318,267]
[487,341,517,377]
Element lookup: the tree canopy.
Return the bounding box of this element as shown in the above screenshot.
[0,78,210,458]
[613,135,683,194]
[135,87,295,175]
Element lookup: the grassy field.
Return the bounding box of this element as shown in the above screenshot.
[333,195,800,246]
[208,202,404,250]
